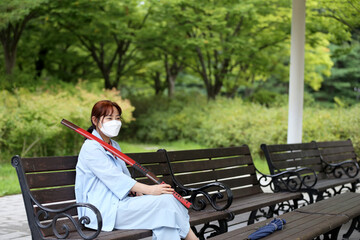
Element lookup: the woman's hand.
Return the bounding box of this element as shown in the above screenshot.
[148,184,174,195]
[131,182,174,196]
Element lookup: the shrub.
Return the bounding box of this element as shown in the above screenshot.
[131,95,360,160]
[0,83,134,161]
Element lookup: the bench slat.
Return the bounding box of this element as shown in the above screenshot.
[130,163,170,178]
[270,150,321,162]
[171,155,253,173]
[266,142,317,153]
[26,171,76,189]
[22,156,78,173]
[320,146,356,156]
[127,152,168,164]
[175,165,256,185]
[317,140,352,148]
[322,153,357,163]
[31,186,75,204]
[166,146,251,162]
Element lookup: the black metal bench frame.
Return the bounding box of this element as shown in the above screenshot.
[211,192,360,240]
[161,145,303,237]
[11,150,232,240]
[12,145,303,240]
[261,139,359,204]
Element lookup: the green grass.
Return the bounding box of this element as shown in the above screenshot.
[0,140,269,197]
[0,163,21,197]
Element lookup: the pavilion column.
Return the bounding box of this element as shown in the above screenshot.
[287,0,306,144]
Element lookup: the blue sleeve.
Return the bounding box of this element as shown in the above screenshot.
[81,140,136,200]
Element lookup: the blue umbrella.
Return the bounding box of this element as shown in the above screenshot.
[247,218,286,240]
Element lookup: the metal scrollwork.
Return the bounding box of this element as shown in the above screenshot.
[161,149,233,211]
[257,167,317,192]
[323,160,360,178]
[180,182,233,211]
[192,213,233,240]
[30,193,102,240]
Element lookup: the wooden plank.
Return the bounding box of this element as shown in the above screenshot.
[266,142,317,153]
[31,186,75,204]
[126,151,168,164]
[34,201,78,221]
[26,171,76,189]
[274,158,322,169]
[171,155,253,173]
[270,149,320,162]
[22,156,78,173]
[320,146,356,156]
[213,193,360,240]
[230,187,263,199]
[130,163,170,178]
[322,153,357,163]
[317,140,352,148]
[189,209,231,226]
[46,227,152,240]
[229,192,302,215]
[312,177,358,192]
[166,146,251,162]
[174,165,255,185]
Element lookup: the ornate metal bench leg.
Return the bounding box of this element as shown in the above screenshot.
[324,225,341,240]
[316,191,325,202]
[248,209,258,225]
[247,206,275,225]
[193,216,232,240]
[343,216,360,239]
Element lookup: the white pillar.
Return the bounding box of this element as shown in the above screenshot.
[287,0,306,144]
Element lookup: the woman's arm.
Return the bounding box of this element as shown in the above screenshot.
[131,182,174,195]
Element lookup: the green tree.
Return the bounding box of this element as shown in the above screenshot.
[155,0,292,99]
[0,0,48,75]
[51,0,151,89]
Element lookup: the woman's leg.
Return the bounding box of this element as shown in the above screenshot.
[115,194,190,238]
[152,226,181,240]
[184,228,199,240]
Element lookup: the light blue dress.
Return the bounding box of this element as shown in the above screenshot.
[75,130,190,240]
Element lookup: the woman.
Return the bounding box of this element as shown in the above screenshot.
[75,100,198,240]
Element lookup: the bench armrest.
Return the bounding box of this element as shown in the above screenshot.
[30,193,102,240]
[323,160,360,178]
[159,149,233,211]
[256,167,318,192]
[176,182,233,211]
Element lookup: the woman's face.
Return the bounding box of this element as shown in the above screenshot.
[100,106,121,125]
[92,106,121,128]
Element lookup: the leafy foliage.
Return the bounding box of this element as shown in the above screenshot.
[131,95,360,159]
[0,82,134,159]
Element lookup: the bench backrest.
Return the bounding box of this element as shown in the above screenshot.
[164,145,262,200]
[261,142,327,179]
[316,139,358,164]
[12,151,170,239]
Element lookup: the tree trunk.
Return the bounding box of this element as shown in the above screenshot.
[167,74,176,98]
[153,71,163,95]
[164,54,182,98]
[0,12,36,75]
[35,48,48,77]
[3,47,16,75]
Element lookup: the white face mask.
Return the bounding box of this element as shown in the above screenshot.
[100,120,122,138]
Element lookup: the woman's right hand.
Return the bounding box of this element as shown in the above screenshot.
[148,184,174,195]
[131,182,174,195]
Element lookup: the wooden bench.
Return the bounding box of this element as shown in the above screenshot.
[11,151,234,240]
[12,146,303,240]
[261,140,360,203]
[211,192,360,240]
[162,145,303,235]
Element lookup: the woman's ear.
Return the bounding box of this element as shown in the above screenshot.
[91,116,98,128]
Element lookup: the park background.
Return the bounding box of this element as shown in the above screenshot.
[0,0,359,196]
